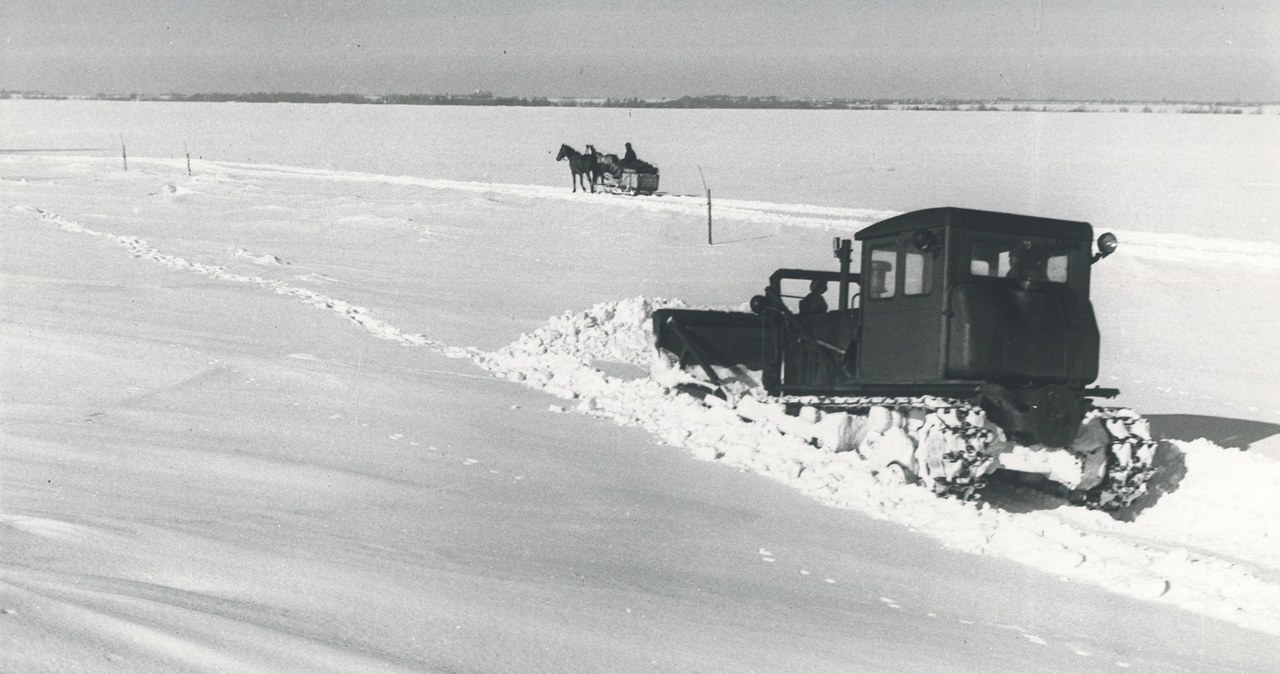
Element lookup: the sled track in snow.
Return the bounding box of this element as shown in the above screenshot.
[141,157,903,232]
[14,202,1280,638]
[141,157,1280,273]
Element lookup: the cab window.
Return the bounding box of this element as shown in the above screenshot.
[903,249,933,295]
[971,242,1011,277]
[868,246,896,298]
[1043,254,1069,283]
[971,240,1070,284]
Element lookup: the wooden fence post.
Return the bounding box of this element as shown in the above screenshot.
[706,188,713,245]
[698,165,712,245]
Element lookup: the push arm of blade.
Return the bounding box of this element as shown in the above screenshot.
[665,319,724,387]
[776,302,853,379]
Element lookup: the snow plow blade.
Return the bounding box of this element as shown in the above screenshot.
[651,308,768,390]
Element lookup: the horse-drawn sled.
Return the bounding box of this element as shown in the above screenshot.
[594,147,660,196]
[555,143,660,196]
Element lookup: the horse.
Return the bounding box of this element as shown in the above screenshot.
[587,145,622,182]
[555,144,597,193]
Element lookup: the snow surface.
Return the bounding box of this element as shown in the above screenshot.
[3,101,1280,671]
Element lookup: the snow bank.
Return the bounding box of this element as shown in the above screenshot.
[473,297,1280,636]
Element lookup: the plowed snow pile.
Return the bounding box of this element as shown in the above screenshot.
[474,297,1280,635]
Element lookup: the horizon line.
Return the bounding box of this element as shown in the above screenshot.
[4,90,1279,108]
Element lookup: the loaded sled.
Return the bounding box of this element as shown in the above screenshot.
[591,147,660,195]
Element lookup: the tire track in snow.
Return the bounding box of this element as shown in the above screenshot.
[17,205,474,360]
[19,204,1280,638]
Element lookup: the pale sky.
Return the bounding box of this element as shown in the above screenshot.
[3,1,1278,101]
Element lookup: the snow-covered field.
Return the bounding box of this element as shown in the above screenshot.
[3,100,1280,671]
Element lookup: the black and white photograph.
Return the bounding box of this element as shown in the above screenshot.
[2,2,1278,671]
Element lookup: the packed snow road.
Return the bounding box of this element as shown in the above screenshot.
[4,154,1280,670]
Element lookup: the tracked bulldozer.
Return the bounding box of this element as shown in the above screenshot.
[652,207,1157,511]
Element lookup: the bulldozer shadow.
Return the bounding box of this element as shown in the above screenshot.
[1142,414,1280,452]
[1107,415,1280,521]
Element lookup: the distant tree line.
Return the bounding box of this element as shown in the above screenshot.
[0,90,1270,114]
[381,93,555,107]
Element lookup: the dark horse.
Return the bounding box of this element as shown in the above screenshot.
[556,144,596,193]
[587,144,622,182]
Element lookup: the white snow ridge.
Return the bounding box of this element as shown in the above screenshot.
[477,297,1280,637]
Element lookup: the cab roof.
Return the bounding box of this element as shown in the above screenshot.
[854,207,1094,242]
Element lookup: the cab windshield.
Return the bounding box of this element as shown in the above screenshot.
[970,240,1071,283]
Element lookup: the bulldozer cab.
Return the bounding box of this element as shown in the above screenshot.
[652,207,1112,405]
[852,207,1100,390]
